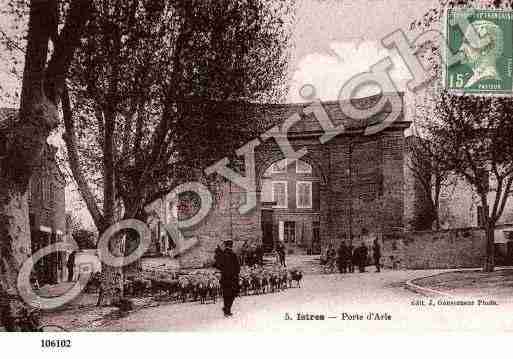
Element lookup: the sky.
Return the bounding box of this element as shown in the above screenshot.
[287,0,439,102]
[0,0,440,229]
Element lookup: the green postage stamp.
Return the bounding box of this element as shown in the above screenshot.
[446,9,513,94]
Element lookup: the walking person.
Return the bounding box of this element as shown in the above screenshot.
[373,238,381,272]
[67,250,77,282]
[219,240,240,317]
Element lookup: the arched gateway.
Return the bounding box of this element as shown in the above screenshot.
[148,93,411,266]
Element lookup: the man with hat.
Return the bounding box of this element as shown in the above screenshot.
[219,240,240,317]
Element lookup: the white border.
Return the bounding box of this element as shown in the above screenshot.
[0,333,510,359]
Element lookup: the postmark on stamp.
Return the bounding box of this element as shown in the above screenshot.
[446,9,513,94]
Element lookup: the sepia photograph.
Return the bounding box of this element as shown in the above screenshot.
[1,0,513,354]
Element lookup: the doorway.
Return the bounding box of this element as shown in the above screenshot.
[284,221,296,244]
[32,231,59,285]
[311,221,321,255]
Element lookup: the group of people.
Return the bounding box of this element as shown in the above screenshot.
[237,242,265,267]
[325,238,381,274]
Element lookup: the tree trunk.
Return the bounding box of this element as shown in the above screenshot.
[123,229,142,277]
[96,102,125,306]
[483,222,495,273]
[123,207,147,276]
[96,231,125,307]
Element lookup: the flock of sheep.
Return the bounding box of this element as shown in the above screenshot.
[122,265,304,305]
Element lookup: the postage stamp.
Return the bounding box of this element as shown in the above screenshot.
[446,9,513,94]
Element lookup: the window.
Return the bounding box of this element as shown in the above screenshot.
[296,181,312,208]
[261,180,273,203]
[296,160,312,174]
[270,159,287,173]
[272,181,288,208]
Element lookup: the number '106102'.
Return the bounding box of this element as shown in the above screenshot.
[41,339,71,348]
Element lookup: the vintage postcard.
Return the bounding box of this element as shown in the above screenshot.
[1,0,513,355]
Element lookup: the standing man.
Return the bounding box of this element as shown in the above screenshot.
[67,250,77,282]
[349,243,355,273]
[337,241,349,273]
[219,240,240,317]
[325,244,336,273]
[356,242,368,273]
[240,240,249,266]
[277,242,286,267]
[256,244,264,266]
[372,238,381,273]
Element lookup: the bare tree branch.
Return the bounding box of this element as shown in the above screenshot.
[45,0,93,104]
[62,84,105,230]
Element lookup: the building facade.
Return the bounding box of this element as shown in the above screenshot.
[28,143,67,285]
[260,158,322,253]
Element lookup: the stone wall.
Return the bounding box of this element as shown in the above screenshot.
[177,235,222,269]
[178,181,260,268]
[382,228,486,269]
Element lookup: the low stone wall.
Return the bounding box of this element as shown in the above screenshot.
[177,235,220,269]
[382,228,486,269]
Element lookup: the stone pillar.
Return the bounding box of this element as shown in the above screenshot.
[380,131,406,234]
